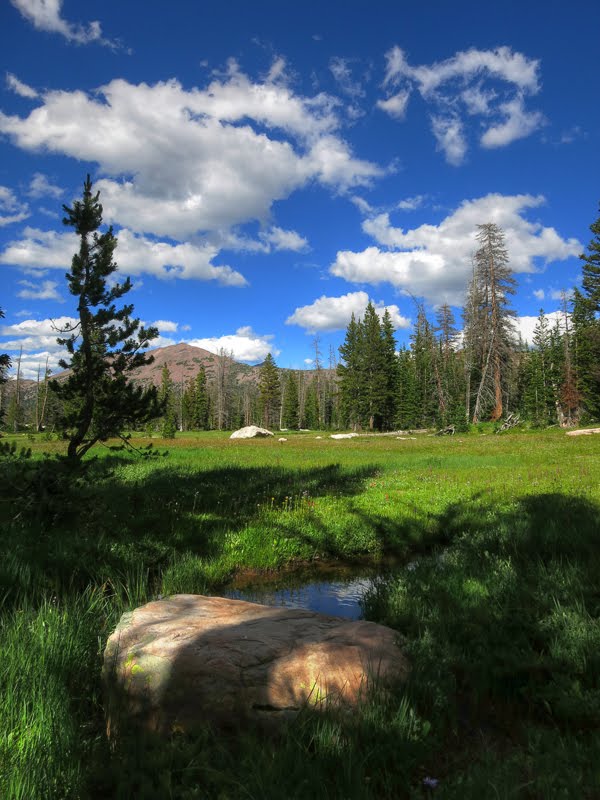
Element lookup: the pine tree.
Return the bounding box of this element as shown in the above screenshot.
[302,380,320,429]
[51,176,160,460]
[468,223,517,422]
[571,288,598,420]
[574,205,600,419]
[361,302,388,430]
[0,308,10,427]
[159,365,177,437]
[396,346,419,429]
[580,203,600,309]
[192,366,210,429]
[337,313,364,430]
[411,306,437,427]
[380,309,399,430]
[281,370,300,429]
[258,353,280,429]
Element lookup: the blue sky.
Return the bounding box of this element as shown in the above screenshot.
[1,0,599,379]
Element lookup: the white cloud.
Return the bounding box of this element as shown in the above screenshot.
[17,278,63,301]
[0,315,78,377]
[0,226,248,285]
[304,357,314,365]
[28,172,63,199]
[533,289,545,301]
[376,90,410,119]
[516,311,565,345]
[286,290,411,333]
[331,194,581,306]
[0,71,381,239]
[480,96,546,148]
[304,135,384,190]
[431,115,467,165]
[379,45,544,163]
[397,195,426,211]
[186,326,279,362]
[260,226,309,252]
[382,45,540,95]
[180,324,191,332]
[329,57,365,98]
[550,288,572,301]
[350,195,376,215]
[152,320,178,333]
[10,0,114,47]
[6,72,39,99]
[0,186,29,226]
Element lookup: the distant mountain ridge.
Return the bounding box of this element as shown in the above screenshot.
[133,343,261,387]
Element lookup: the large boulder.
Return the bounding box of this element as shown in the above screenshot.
[103,595,408,734]
[330,433,360,440]
[230,425,273,439]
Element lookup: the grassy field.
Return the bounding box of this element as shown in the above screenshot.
[1,428,599,798]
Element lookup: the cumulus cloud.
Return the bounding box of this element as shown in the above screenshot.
[186,326,279,362]
[331,194,580,306]
[533,289,545,301]
[0,315,77,377]
[28,172,63,199]
[480,96,546,148]
[286,290,411,333]
[152,320,178,333]
[396,195,426,211]
[10,0,115,47]
[6,72,38,99]
[260,226,309,252]
[17,278,63,301]
[0,69,381,240]
[0,186,29,226]
[516,311,565,345]
[376,90,410,119]
[0,226,248,285]
[378,45,544,163]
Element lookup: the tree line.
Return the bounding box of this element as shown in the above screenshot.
[336,216,600,431]
[1,178,599,454]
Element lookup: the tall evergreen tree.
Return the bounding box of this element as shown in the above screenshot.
[337,313,364,430]
[51,176,160,460]
[302,380,320,429]
[192,366,210,429]
[158,364,177,436]
[580,203,600,309]
[281,370,300,429]
[410,305,437,427]
[258,353,281,429]
[361,302,388,430]
[396,346,419,429]
[380,309,399,430]
[467,223,517,422]
[574,205,600,419]
[0,308,10,426]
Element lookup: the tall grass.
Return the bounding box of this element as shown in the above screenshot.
[1,429,599,797]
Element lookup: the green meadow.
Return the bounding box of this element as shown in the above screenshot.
[1,429,600,798]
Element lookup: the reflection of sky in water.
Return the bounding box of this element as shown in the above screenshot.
[222,578,375,621]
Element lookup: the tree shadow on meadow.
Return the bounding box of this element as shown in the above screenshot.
[0,455,381,603]
[100,489,600,799]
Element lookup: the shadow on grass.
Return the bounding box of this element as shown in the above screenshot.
[3,447,600,798]
[100,489,600,799]
[0,455,381,605]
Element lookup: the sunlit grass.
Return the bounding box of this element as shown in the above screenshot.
[1,428,600,797]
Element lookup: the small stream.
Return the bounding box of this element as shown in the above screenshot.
[218,561,399,620]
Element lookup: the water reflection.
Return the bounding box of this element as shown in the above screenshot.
[219,565,384,620]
